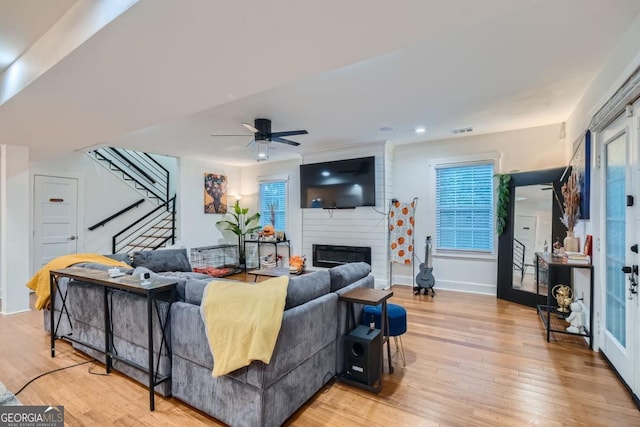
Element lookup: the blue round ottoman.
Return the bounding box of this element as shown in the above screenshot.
[361,303,407,365]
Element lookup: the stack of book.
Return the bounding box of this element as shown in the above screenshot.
[564,252,591,264]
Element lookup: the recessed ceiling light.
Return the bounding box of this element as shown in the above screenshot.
[414,126,426,134]
[379,126,394,132]
[321,171,330,177]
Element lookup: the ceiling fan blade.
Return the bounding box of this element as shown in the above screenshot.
[246,139,256,147]
[242,122,259,134]
[270,130,308,138]
[271,137,301,146]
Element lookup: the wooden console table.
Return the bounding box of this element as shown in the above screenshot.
[49,267,177,411]
[338,287,393,393]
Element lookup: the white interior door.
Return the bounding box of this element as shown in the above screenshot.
[600,111,638,396]
[33,175,79,274]
[514,215,536,264]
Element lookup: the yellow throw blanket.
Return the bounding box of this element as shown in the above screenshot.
[26,254,131,310]
[200,276,289,377]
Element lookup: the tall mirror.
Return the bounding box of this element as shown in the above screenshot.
[511,184,553,295]
[497,167,565,307]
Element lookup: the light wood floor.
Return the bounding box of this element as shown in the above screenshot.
[1,280,639,426]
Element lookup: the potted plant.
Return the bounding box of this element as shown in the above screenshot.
[216,201,261,268]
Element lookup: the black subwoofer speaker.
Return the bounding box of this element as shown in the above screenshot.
[344,325,381,386]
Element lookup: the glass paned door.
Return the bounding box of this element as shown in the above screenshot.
[601,111,636,393]
[605,134,626,346]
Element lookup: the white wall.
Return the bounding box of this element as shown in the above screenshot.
[175,156,241,250]
[392,124,565,294]
[1,145,30,314]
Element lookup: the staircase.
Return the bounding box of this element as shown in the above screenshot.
[88,147,169,204]
[87,147,176,253]
[112,196,176,253]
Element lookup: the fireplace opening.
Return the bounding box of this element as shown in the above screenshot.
[312,244,371,268]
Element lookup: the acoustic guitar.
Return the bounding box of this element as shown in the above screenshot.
[415,236,436,296]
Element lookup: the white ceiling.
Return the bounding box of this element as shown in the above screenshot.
[1,0,640,165]
[0,0,78,72]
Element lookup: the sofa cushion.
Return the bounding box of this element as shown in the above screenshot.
[104,253,132,265]
[329,262,371,291]
[285,270,331,310]
[132,248,192,272]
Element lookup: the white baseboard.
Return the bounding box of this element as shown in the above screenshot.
[374,277,390,289]
[392,274,496,296]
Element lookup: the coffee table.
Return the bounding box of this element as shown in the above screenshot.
[247,266,314,282]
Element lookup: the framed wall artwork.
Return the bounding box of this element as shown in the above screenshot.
[565,130,591,220]
[204,173,227,214]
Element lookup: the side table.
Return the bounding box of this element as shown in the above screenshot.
[338,287,393,393]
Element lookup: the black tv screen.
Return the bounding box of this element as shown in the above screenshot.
[300,156,376,208]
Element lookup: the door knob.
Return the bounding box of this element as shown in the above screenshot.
[68,236,77,240]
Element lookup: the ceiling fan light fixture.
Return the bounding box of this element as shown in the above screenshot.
[256,142,269,162]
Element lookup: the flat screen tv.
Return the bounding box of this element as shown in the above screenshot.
[300,156,376,208]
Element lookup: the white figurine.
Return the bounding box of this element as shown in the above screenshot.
[565,301,585,334]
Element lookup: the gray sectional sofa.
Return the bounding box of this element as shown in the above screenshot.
[43,250,373,427]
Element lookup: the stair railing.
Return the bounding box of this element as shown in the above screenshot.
[89,147,169,203]
[112,196,176,253]
[88,199,145,231]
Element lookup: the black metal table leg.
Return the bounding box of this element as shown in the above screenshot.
[50,274,73,357]
[50,274,55,357]
[104,287,112,373]
[147,293,155,411]
[382,301,393,374]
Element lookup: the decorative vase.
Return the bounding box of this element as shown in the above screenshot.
[564,231,580,253]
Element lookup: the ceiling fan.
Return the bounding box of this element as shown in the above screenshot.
[211,118,308,146]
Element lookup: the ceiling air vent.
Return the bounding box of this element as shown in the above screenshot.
[451,127,473,134]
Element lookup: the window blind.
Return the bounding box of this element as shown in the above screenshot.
[259,181,287,230]
[435,163,494,252]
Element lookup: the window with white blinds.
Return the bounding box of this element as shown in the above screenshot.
[259,181,287,230]
[435,162,494,252]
